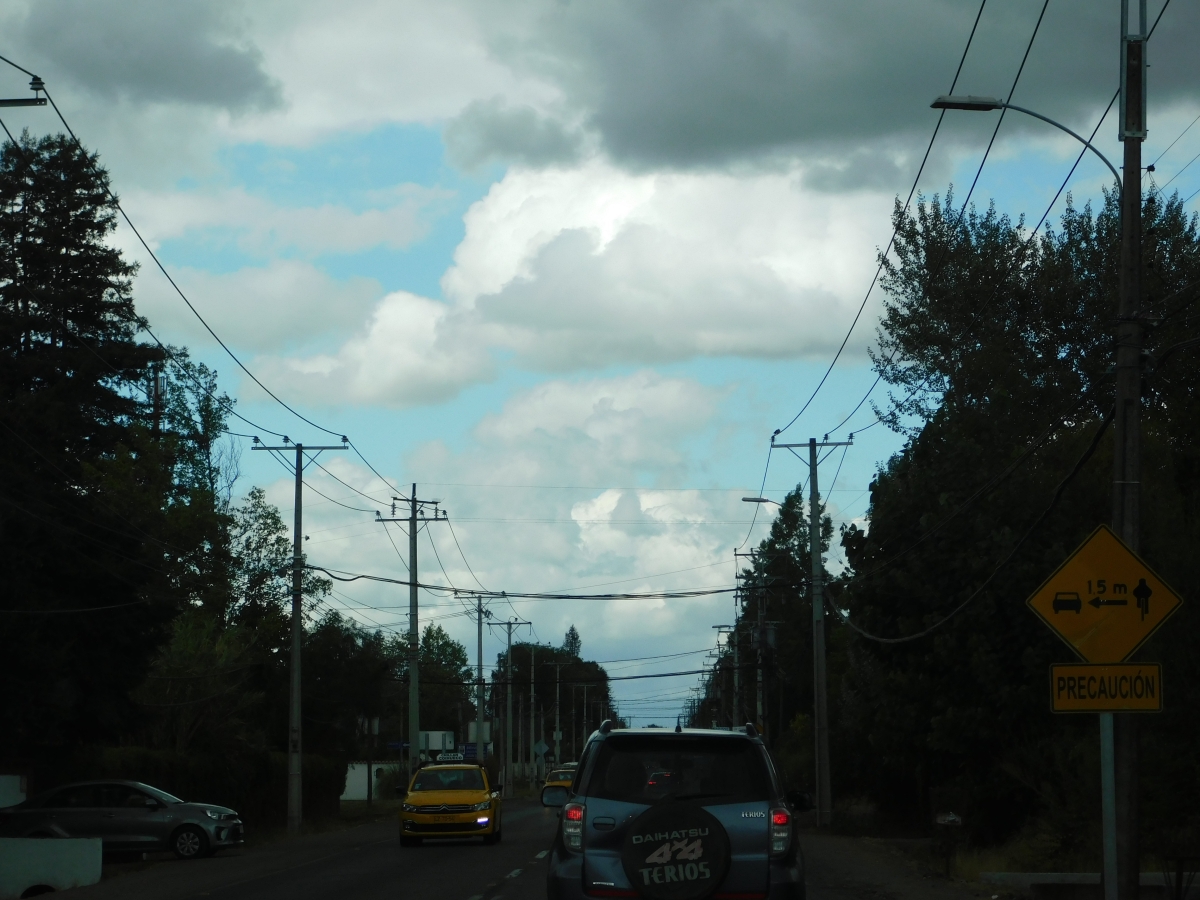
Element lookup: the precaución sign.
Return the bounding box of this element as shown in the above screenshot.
[1050,663,1162,713]
[1026,525,1182,662]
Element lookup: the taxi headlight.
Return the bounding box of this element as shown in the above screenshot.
[402,803,417,812]
[472,800,491,811]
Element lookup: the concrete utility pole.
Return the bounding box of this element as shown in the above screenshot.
[494,617,530,797]
[377,486,447,775]
[554,663,563,766]
[471,595,491,761]
[252,438,347,834]
[771,435,851,828]
[529,645,537,781]
[1111,3,1147,898]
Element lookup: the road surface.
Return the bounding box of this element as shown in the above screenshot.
[69,802,991,900]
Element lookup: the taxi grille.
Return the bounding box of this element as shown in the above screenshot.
[413,804,474,813]
[408,822,488,833]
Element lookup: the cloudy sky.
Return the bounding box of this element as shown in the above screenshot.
[3,0,1196,725]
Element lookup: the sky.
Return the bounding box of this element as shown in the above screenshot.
[2,0,1197,728]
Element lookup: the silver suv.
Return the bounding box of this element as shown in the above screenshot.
[0,780,244,859]
[542,723,808,899]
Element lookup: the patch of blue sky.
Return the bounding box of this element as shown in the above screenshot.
[152,122,502,296]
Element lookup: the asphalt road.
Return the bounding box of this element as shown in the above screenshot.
[71,801,559,900]
[67,805,993,900]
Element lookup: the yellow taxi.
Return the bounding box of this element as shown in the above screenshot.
[543,766,576,790]
[399,762,502,846]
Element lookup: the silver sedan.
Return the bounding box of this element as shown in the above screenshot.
[0,780,244,859]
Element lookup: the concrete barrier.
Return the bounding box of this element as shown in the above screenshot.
[0,838,102,899]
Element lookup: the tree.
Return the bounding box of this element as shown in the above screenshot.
[0,132,185,759]
[833,188,1200,850]
[562,625,582,658]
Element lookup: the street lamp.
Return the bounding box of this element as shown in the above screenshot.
[0,77,47,108]
[930,95,1122,188]
[742,497,781,506]
[934,54,1150,898]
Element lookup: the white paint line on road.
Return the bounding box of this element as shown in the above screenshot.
[507,869,522,879]
[536,850,548,859]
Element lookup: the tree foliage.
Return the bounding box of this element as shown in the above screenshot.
[835,189,1200,850]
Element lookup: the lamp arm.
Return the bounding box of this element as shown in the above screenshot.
[1001,103,1122,190]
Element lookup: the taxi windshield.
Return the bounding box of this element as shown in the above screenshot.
[411,768,485,792]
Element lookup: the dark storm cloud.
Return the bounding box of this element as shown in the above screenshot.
[483,0,1199,170]
[445,98,583,170]
[15,0,281,111]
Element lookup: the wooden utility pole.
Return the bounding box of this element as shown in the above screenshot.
[252,437,347,834]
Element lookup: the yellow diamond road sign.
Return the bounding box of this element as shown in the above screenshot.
[1027,525,1182,663]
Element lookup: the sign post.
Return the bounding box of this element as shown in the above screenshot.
[1026,525,1181,900]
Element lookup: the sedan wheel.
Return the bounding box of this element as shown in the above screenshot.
[172,825,209,860]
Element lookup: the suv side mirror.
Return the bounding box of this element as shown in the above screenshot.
[541,785,569,808]
[786,790,813,812]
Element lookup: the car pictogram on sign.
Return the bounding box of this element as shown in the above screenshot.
[1052,592,1082,614]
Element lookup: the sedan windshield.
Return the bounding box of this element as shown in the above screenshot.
[411,768,485,791]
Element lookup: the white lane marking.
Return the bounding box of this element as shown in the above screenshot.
[535,850,548,859]
[507,869,522,879]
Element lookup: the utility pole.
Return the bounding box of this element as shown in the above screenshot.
[581,683,589,750]
[470,595,491,761]
[772,435,851,828]
[554,663,563,766]
[252,437,348,834]
[1111,3,1146,898]
[150,363,164,437]
[377,487,447,775]
[492,617,530,797]
[529,645,537,781]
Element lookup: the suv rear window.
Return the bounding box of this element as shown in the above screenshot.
[584,735,770,804]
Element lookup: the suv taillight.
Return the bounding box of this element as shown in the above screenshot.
[769,807,791,857]
[563,802,585,851]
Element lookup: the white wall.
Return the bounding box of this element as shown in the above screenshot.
[341,762,400,801]
[0,777,25,809]
[0,838,101,899]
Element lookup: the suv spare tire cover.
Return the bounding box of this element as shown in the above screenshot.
[620,802,731,900]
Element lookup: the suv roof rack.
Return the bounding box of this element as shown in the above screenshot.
[744,722,758,736]
[599,719,614,734]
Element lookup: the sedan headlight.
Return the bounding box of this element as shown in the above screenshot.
[204,809,221,820]
[472,800,491,811]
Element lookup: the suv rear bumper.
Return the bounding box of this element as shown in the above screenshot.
[546,848,804,900]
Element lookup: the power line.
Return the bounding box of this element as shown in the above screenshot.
[826,86,1120,439]
[838,404,1114,644]
[307,565,739,602]
[445,517,488,591]
[1,63,401,501]
[774,0,991,439]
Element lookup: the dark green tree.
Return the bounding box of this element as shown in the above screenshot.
[562,625,582,658]
[834,188,1200,852]
[0,132,189,759]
